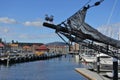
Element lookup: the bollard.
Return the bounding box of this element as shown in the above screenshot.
[113,57,118,80]
[97,54,100,73]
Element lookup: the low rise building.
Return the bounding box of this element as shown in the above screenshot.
[35,45,49,55]
[47,42,69,54]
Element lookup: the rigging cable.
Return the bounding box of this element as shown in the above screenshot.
[106,0,118,37]
[107,0,118,25]
[56,32,69,45]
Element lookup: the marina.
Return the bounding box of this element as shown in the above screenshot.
[0,53,62,65]
[1,53,120,80]
[80,53,120,70]
[0,0,120,80]
[78,52,120,80]
[0,55,88,80]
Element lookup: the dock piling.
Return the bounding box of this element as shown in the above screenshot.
[113,57,118,80]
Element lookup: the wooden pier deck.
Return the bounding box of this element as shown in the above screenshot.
[75,68,112,80]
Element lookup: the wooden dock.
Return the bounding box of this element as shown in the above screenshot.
[0,53,62,65]
[75,68,112,80]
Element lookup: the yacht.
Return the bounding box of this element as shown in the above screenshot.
[106,72,120,78]
[80,52,96,63]
[95,53,120,70]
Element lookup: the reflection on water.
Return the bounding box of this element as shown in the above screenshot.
[0,55,88,80]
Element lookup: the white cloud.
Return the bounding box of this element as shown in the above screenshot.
[0,27,9,34]
[97,22,120,39]
[0,17,17,24]
[0,26,12,41]
[4,28,9,33]
[19,33,56,39]
[23,20,43,27]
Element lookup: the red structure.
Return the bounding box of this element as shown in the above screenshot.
[0,43,4,48]
[35,45,49,55]
[36,45,49,51]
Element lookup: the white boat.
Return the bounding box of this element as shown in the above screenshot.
[75,55,80,63]
[80,53,96,63]
[95,53,120,70]
[106,72,120,78]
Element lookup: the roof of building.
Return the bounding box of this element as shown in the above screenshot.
[23,46,30,49]
[36,45,49,50]
[10,44,18,47]
[0,43,4,47]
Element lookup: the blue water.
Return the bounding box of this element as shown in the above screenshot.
[0,55,88,80]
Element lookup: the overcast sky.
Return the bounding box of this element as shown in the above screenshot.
[0,0,120,43]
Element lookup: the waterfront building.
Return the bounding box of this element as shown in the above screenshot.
[47,45,69,54]
[9,43,19,51]
[46,42,69,54]
[72,42,95,55]
[8,42,44,54]
[35,45,49,55]
[0,43,4,47]
[72,43,80,54]
[0,43,4,55]
[23,45,32,52]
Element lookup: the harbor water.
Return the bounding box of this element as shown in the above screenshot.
[0,55,88,80]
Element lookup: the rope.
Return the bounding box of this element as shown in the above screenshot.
[56,32,69,45]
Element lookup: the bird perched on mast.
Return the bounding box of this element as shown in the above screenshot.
[45,14,54,23]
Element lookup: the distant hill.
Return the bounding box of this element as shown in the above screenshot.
[46,42,67,46]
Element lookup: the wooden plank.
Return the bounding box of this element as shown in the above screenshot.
[75,68,110,80]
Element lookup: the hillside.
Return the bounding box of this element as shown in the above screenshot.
[46,42,67,46]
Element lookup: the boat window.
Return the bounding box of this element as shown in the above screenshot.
[100,56,111,58]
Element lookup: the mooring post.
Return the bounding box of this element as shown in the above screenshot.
[113,57,118,80]
[7,54,10,67]
[97,51,100,73]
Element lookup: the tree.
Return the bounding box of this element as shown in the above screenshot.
[12,40,14,44]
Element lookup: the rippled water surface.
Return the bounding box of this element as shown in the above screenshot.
[0,55,88,80]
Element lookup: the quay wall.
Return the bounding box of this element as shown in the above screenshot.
[0,53,62,65]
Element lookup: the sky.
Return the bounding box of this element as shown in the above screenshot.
[0,0,120,43]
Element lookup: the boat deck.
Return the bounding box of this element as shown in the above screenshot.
[75,68,113,80]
